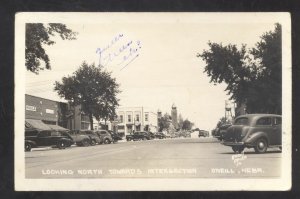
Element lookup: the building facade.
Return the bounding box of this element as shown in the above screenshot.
[25,95,159,135]
[116,107,158,138]
[25,94,61,126]
[25,94,90,130]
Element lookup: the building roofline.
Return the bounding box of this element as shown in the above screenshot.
[25,94,67,104]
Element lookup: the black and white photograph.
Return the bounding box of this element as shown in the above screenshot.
[14,12,291,191]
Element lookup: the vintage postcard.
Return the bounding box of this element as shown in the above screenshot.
[15,12,291,191]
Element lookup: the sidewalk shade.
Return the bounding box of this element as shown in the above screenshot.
[25,119,51,130]
[47,124,69,131]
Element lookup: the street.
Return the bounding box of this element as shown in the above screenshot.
[25,137,281,179]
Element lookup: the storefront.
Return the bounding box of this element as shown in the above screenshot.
[25,94,90,131]
[25,94,61,127]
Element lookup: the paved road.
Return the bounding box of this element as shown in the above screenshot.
[25,137,281,178]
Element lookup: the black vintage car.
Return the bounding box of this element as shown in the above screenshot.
[155,132,166,139]
[216,124,232,141]
[198,130,209,137]
[25,129,74,152]
[222,114,282,153]
[126,131,151,141]
[108,130,123,143]
[147,132,156,139]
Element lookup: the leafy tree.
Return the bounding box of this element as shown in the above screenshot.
[182,119,194,130]
[26,23,77,74]
[54,62,120,130]
[158,113,171,132]
[178,113,184,129]
[198,24,282,114]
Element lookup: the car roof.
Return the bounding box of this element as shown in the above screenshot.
[236,114,281,119]
[234,114,281,125]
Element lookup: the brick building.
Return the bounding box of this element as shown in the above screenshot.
[25,94,90,130]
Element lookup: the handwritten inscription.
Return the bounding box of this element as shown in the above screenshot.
[96,34,142,70]
[232,152,247,167]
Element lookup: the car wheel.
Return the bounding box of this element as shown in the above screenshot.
[91,139,96,146]
[232,146,244,153]
[254,138,268,153]
[104,139,111,144]
[127,138,131,141]
[82,139,90,147]
[25,142,32,152]
[57,140,66,149]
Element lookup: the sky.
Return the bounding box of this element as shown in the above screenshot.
[25,13,280,131]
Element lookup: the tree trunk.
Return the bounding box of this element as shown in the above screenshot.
[89,113,94,130]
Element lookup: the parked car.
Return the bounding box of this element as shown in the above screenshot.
[25,129,74,152]
[214,124,232,141]
[198,130,209,137]
[126,131,151,141]
[95,130,114,144]
[80,130,101,145]
[108,130,122,143]
[155,132,166,139]
[147,132,156,139]
[221,114,282,153]
[68,130,92,146]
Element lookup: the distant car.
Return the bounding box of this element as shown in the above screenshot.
[155,132,166,139]
[80,130,101,145]
[198,130,209,137]
[108,130,122,143]
[147,132,155,139]
[126,131,151,141]
[68,130,92,147]
[221,114,282,153]
[95,130,113,144]
[25,129,74,152]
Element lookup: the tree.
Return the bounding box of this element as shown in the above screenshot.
[158,113,171,132]
[198,24,282,114]
[182,119,194,130]
[54,62,120,130]
[26,23,77,74]
[178,113,184,129]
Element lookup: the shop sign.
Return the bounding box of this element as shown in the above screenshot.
[46,109,54,114]
[26,105,36,112]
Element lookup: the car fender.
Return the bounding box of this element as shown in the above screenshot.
[244,131,269,146]
[25,140,37,147]
[59,137,73,144]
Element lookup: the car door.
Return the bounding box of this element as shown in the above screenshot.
[272,117,282,145]
[255,117,274,144]
[37,131,51,146]
[100,131,107,142]
[50,131,61,145]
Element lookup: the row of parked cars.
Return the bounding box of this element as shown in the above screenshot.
[212,114,282,154]
[126,131,167,141]
[25,129,122,152]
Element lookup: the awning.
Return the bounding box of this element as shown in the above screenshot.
[47,124,69,131]
[25,119,51,130]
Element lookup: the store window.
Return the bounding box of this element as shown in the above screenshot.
[119,115,124,123]
[128,115,132,122]
[145,113,149,121]
[136,114,140,122]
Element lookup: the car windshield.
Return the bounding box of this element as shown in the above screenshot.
[234,117,249,125]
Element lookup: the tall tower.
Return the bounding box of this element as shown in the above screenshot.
[171,104,178,129]
[225,100,233,122]
[157,109,162,119]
